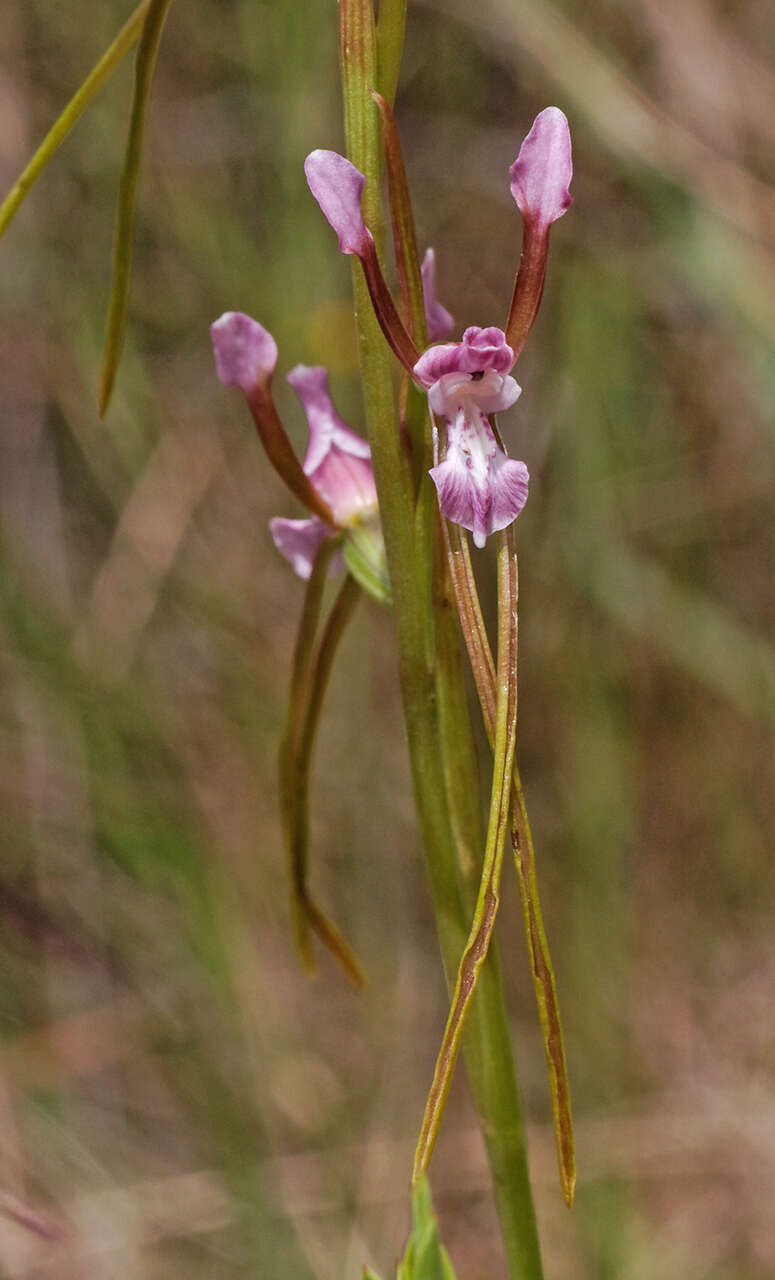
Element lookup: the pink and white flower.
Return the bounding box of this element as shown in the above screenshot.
[270,364,378,579]
[211,312,377,579]
[304,107,573,546]
[414,327,528,548]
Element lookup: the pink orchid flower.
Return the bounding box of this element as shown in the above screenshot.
[210,229,458,577]
[305,107,572,547]
[211,312,377,579]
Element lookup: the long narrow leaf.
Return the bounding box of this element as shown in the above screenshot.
[99,0,174,416]
[413,530,519,1181]
[0,1,151,240]
[278,547,365,989]
[510,768,576,1206]
[443,516,576,1206]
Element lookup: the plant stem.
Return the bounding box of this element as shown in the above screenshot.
[339,4,543,1273]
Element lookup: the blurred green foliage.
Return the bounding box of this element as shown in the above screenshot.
[0,0,774,1276]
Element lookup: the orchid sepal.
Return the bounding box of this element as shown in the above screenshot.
[304,148,420,373]
[288,364,378,526]
[211,313,335,525]
[509,107,573,230]
[505,107,573,358]
[269,517,339,581]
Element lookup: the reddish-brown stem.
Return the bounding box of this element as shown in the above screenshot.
[505,222,550,361]
[245,387,335,525]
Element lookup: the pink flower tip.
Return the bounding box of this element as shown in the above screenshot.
[509,107,573,229]
[211,312,277,394]
[268,516,334,580]
[304,150,374,257]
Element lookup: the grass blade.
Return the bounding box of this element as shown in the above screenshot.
[444,517,576,1206]
[0,1,151,240]
[412,530,519,1181]
[99,0,174,416]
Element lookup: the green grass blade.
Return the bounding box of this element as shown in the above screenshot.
[99,0,174,416]
[0,0,151,240]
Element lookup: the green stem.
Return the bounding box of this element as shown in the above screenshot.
[339,5,543,1272]
[278,543,364,988]
[0,0,152,239]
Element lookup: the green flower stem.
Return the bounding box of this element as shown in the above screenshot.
[278,543,364,988]
[443,518,576,1207]
[375,0,407,107]
[0,0,152,240]
[340,4,543,1273]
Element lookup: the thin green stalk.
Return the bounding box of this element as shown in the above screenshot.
[375,0,407,107]
[278,543,364,988]
[99,0,175,415]
[413,530,519,1180]
[0,0,152,239]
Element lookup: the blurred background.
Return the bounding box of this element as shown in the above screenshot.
[1,0,774,1275]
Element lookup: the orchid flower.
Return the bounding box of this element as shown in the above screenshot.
[211,311,378,580]
[305,107,572,547]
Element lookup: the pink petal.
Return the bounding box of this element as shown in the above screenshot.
[211,312,277,393]
[268,516,333,580]
[286,365,377,525]
[413,326,514,387]
[286,366,371,472]
[304,150,374,257]
[428,370,521,419]
[429,409,529,548]
[421,249,454,342]
[509,107,573,228]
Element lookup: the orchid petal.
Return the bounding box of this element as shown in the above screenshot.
[304,150,419,372]
[413,326,514,387]
[428,370,521,419]
[429,407,529,548]
[421,249,454,342]
[211,311,278,394]
[287,365,377,525]
[509,107,573,229]
[459,326,515,374]
[269,516,334,580]
[287,365,371,471]
[304,150,374,257]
